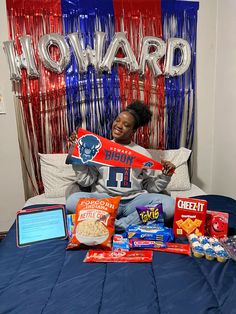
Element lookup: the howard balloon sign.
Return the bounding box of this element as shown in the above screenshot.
[3,31,191,81]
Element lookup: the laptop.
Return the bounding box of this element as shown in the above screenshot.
[16,205,68,247]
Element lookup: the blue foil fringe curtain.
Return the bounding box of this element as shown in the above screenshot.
[61,0,199,149]
[61,0,121,139]
[162,0,199,149]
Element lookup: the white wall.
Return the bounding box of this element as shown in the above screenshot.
[0,1,25,231]
[212,0,236,198]
[192,0,218,192]
[192,0,236,200]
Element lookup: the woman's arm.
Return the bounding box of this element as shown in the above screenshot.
[141,160,175,192]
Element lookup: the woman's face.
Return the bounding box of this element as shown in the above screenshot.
[112,111,136,144]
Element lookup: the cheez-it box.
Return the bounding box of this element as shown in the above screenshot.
[173,197,207,237]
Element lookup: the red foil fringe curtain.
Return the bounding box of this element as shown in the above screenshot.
[6,0,185,195]
[6,0,68,193]
[113,0,165,149]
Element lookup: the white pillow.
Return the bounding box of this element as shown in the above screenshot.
[39,147,191,197]
[39,153,76,198]
[147,147,191,191]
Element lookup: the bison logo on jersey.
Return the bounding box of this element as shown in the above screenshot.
[78,135,101,163]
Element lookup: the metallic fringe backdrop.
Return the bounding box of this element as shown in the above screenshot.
[6,0,199,194]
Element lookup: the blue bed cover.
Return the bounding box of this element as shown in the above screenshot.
[0,195,236,314]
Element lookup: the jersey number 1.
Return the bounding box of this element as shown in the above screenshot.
[106,167,131,188]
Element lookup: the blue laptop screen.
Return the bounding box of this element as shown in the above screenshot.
[17,208,67,246]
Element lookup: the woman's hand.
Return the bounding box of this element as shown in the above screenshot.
[161,160,176,176]
[68,129,78,145]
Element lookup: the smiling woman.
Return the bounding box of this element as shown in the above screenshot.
[112,102,153,144]
[112,111,136,144]
[66,100,176,232]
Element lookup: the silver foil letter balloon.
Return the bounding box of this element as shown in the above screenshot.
[139,36,166,77]
[38,33,71,73]
[100,32,139,73]
[68,31,106,72]
[164,38,191,77]
[3,35,39,81]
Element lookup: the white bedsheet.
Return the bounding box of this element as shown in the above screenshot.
[170,184,207,199]
[24,184,207,207]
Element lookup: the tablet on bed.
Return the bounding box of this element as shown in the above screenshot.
[16,205,68,247]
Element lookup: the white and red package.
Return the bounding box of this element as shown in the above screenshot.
[113,234,130,251]
[84,250,153,263]
[129,239,166,249]
[67,196,121,250]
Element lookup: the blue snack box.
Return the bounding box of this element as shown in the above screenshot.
[126,224,174,242]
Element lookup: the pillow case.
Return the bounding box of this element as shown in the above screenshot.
[147,147,191,191]
[39,153,76,198]
[39,147,191,197]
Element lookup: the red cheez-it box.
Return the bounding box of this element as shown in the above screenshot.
[173,197,207,237]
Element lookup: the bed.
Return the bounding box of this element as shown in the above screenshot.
[1,191,236,314]
[1,150,236,314]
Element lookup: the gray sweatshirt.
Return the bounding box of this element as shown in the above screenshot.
[72,141,171,200]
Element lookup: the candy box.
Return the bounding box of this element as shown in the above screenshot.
[173,197,207,237]
[205,210,228,238]
[113,234,130,251]
[126,224,174,242]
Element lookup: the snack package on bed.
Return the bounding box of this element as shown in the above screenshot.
[129,239,167,249]
[136,203,164,225]
[205,210,229,239]
[188,234,229,262]
[173,197,207,237]
[126,224,174,242]
[84,250,153,263]
[129,240,191,256]
[113,234,130,251]
[154,243,191,256]
[67,214,75,238]
[220,236,236,262]
[67,196,121,250]
[153,242,191,256]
